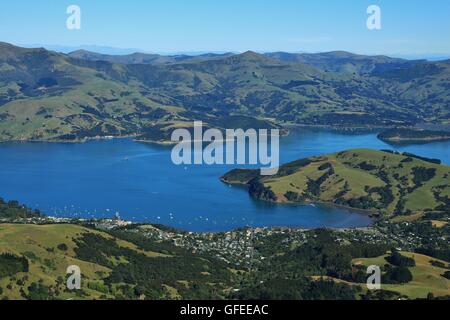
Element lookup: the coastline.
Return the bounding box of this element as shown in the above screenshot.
[2,122,450,145]
[0,134,139,144]
[220,178,381,221]
[133,138,177,146]
[285,123,392,131]
[0,211,375,234]
[379,136,450,143]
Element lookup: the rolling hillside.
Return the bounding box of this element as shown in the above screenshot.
[265,51,423,75]
[353,251,450,299]
[378,128,450,143]
[68,50,234,65]
[1,195,449,300]
[221,149,450,216]
[0,223,232,300]
[1,221,448,300]
[1,42,450,142]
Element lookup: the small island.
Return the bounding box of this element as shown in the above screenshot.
[378,128,450,144]
[221,149,450,217]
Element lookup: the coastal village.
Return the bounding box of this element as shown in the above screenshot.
[3,212,448,269]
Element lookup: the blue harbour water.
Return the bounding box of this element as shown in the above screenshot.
[0,128,449,232]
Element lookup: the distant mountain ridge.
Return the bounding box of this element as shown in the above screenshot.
[0,42,449,142]
[68,49,235,65]
[264,51,425,75]
[67,47,430,75]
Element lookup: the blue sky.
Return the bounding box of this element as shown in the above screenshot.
[1,0,449,56]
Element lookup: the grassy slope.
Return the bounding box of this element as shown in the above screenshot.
[0,224,163,300]
[222,149,450,216]
[0,43,181,141]
[0,222,448,300]
[1,43,450,142]
[353,252,450,299]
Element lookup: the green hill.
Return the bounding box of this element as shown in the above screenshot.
[221,149,450,216]
[0,197,42,220]
[1,42,450,142]
[68,50,234,65]
[0,218,448,300]
[0,223,232,300]
[265,51,421,75]
[378,128,450,143]
[0,42,176,141]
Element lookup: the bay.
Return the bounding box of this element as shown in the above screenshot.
[0,128,448,232]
